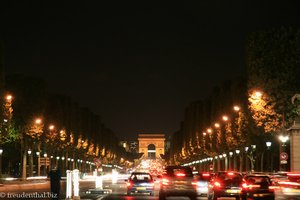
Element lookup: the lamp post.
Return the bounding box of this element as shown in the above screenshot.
[36,151,40,176]
[223,153,227,171]
[43,153,47,175]
[0,148,3,177]
[229,152,233,170]
[56,156,60,168]
[266,141,272,172]
[28,149,33,176]
[249,145,256,172]
[279,135,289,171]
[235,149,240,171]
[244,147,249,172]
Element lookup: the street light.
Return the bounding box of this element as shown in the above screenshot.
[234,149,240,171]
[214,123,220,128]
[233,106,240,111]
[0,148,3,177]
[35,118,42,124]
[279,135,289,144]
[36,151,40,176]
[222,115,229,121]
[279,135,289,171]
[248,145,257,172]
[265,141,272,172]
[266,141,272,149]
[43,153,48,175]
[28,149,33,176]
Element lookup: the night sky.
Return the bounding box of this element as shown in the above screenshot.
[1,1,299,140]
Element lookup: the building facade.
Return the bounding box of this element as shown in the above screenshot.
[138,133,165,159]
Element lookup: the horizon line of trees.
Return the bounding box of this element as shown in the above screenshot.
[0,70,129,178]
[168,27,300,171]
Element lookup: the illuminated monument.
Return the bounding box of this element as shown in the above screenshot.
[138,133,165,159]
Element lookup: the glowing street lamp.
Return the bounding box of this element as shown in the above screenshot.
[279,135,289,171]
[214,123,220,128]
[222,115,229,121]
[35,118,42,124]
[266,141,272,149]
[5,95,12,101]
[254,91,262,98]
[49,125,55,130]
[27,149,33,176]
[265,141,272,172]
[233,106,240,111]
[0,148,3,176]
[279,135,289,144]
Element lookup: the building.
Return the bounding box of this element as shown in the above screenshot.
[138,133,165,159]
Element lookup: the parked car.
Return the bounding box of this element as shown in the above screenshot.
[241,174,275,200]
[126,172,155,196]
[159,165,197,200]
[194,172,212,197]
[208,171,243,200]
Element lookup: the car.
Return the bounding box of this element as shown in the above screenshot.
[208,171,243,200]
[194,172,212,196]
[126,172,155,196]
[159,165,197,200]
[273,172,300,200]
[241,174,275,200]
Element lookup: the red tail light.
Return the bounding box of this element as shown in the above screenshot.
[175,173,186,177]
[268,185,280,191]
[202,173,210,177]
[242,182,261,190]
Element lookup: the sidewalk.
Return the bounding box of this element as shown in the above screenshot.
[0,179,50,191]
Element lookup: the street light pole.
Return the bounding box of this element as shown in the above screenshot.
[28,149,33,177]
[266,141,272,172]
[36,151,40,176]
[235,150,240,171]
[244,147,249,172]
[43,153,47,175]
[279,135,289,171]
[229,152,233,170]
[0,148,3,177]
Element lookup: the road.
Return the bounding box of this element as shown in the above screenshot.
[1,176,209,199]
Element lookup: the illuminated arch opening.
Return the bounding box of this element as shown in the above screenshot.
[148,144,156,159]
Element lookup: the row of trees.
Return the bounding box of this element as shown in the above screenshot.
[0,71,128,179]
[168,27,300,171]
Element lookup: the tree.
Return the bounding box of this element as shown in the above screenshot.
[247,27,300,132]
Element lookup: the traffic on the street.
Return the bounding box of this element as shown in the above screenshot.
[2,159,300,199]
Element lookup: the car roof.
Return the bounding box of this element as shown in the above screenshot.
[131,172,150,175]
[165,165,191,169]
[244,174,271,178]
